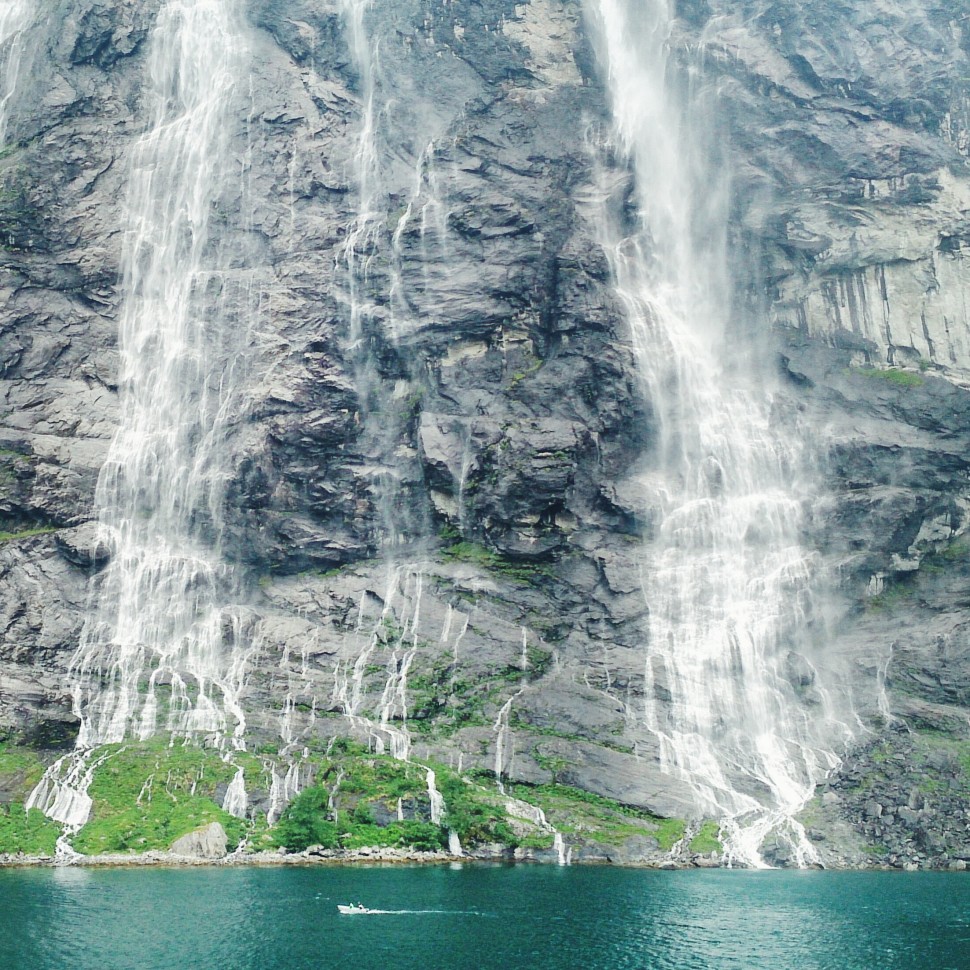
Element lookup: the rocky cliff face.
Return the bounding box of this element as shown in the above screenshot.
[2,0,970,865]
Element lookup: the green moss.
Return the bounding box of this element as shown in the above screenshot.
[508,781,685,850]
[513,832,552,849]
[851,367,924,388]
[3,738,687,859]
[924,536,970,566]
[441,542,552,584]
[912,733,970,793]
[865,581,915,612]
[652,818,689,851]
[408,669,519,738]
[0,804,61,855]
[0,526,57,543]
[689,820,722,854]
[870,743,892,764]
[339,757,427,802]
[509,359,542,386]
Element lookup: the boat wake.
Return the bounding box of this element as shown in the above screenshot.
[338,907,492,916]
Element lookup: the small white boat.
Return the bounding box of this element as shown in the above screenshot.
[338,904,376,915]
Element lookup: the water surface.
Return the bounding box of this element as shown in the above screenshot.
[1,865,967,969]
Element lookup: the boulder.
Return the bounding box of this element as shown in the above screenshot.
[169,823,228,860]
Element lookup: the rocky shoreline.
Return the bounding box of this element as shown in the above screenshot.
[2,846,966,871]
[0,845,718,870]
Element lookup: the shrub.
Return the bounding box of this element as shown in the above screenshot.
[273,786,339,851]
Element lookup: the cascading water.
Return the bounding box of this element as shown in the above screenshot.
[336,0,450,556]
[0,0,31,144]
[586,0,848,866]
[30,0,257,826]
[339,0,382,357]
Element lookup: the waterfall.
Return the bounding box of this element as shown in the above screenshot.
[425,768,445,825]
[69,0,255,749]
[553,831,572,867]
[0,0,31,144]
[447,829,464,857]
[339,0,381,354]
[31,0,257,825]
[336,1,443,557]
[337,0,406,554]
[586,0,846,865]
[222,767,248,819]
[493,694,521,793]
[505,796,569,864]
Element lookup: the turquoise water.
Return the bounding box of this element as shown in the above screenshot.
[1,865,968,969]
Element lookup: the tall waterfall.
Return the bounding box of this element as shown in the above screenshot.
[61,0,254,762]
[0,0,32,143]
[337,0,407,559]
[586,0,846,866]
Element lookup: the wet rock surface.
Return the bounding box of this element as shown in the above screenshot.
[0,0,968,860]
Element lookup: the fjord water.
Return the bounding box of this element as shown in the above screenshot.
[586,0,848,864]
[1,866,968,970]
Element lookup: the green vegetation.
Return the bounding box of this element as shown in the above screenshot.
[841,731,970,815]
[689,820,722,854]
[272,756,507,851]
[922,535,970,569]
[865,579,916,612]
[437,772,512,844]
[0,805,60,855]
[0,526,58,543]
[273,787,339,850]
[406,647,554,738]
[399,387,424,423]
[442,541,553,584]
[0,738,690,861]
[71,740,253,855]
[0,744,48,796]
[517,832,556,849]
[851,366,924,388]
[508,781,686,850]
[911,734,970,797]
[509,360,542,385]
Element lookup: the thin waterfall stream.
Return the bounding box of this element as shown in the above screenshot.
[586,0,849,866]
[0,0,31,144]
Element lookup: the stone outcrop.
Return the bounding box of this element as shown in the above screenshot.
[0,0,969,859]
[169,823,228,860]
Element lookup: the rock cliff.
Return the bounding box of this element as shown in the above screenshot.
[1,0,969,866]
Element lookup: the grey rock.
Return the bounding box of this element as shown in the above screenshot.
[169,823,228,860]
[54,522,109,570]
[0,0,969,865]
